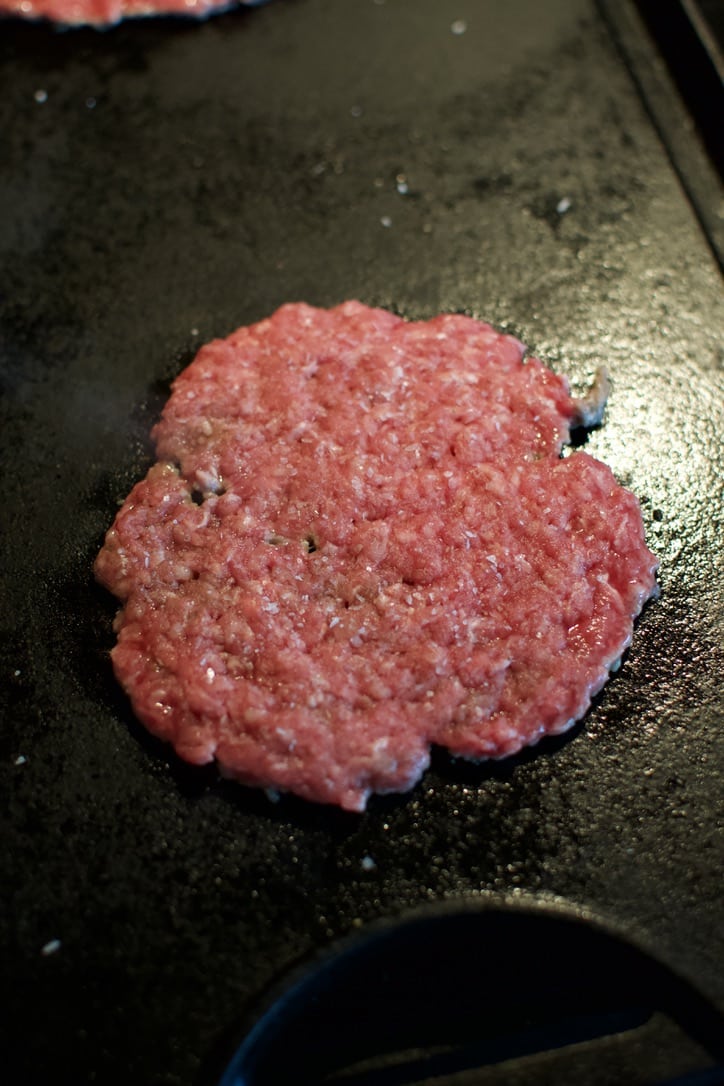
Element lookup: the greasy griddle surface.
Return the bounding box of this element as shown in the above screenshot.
[0,2,722,1084]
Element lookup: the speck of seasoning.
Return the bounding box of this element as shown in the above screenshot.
[556,196,572,215]
[350,105,363,118]
[395,174,409,195]
[41,939,61,957]
[14,669,21,677]
[15,755,27,766]
[360,855,377,872]
[451,19,467,35]
[380,216,392,228]
[190,328,199,337]
[85,97,97,110]
[34,89,48,104]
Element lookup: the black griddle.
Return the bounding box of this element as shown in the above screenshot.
[1,2,722,1084]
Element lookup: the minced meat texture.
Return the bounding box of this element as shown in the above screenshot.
[95,301,658,811]
[1,0,261,27]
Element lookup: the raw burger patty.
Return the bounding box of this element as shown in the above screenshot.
[95,301,658,810]
[1,0,262,27]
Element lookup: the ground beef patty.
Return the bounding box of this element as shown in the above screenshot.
[1,0,261,27]
[95,302,658,811]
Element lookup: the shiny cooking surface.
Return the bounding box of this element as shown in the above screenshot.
[1,2,722,1083]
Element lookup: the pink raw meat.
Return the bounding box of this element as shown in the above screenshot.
[1,0,262,27]
[95,302,658,810]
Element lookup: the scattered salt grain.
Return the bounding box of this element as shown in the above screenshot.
[265,788,281,803]
[380,216,392,228]
[350,105,363,118]
[395,174,409,195]
[360,855,377,872]
[556,197,572,215]
[86,97,97,110]
[451,19,467,35]
[41,939,61,957]
[15,755,27,766]
[34,89,48,104]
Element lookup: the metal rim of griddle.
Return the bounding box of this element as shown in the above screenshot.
[599,0,724,271]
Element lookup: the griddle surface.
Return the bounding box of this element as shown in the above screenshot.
[1,2,722,1084]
